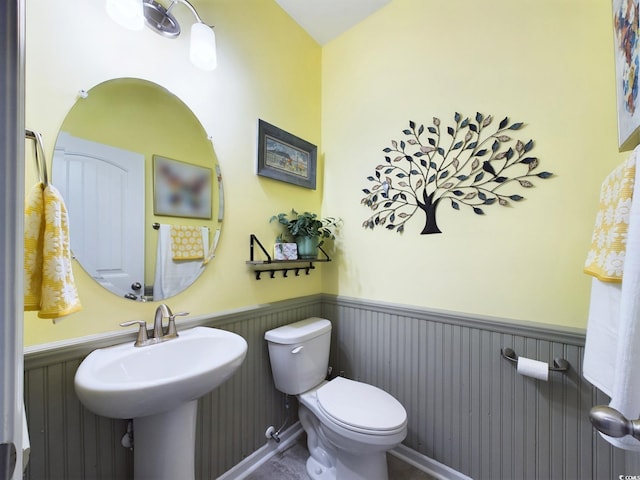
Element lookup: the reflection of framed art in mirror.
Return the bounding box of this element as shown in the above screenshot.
[153,155,213,219]
[257,119,317,189]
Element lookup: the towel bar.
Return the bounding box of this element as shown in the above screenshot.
[500,347,570,372]
[590,406,640,441]
[25,129,49,186]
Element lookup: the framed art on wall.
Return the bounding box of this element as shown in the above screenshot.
[257,119,317,189]
[153,155,212,219]
[613,0,640,151]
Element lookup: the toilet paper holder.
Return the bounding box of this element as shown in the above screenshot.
[500,347,570,372]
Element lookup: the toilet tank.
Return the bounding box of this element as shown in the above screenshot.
[264,317,331,395]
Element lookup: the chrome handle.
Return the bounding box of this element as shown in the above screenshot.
[131,282,142,291]
[590,406,640,441]
[120,320,149,347]
[165,311,190,338]
[291,346,304,354]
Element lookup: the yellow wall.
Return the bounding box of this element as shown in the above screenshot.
[321,0,623,328]
[24,0,322,346]
[25,0,624,346]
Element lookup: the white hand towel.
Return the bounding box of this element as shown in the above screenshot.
[584,147,640,450]
[153,224,209,300]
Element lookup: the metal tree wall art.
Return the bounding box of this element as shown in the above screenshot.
[361,113,553,234]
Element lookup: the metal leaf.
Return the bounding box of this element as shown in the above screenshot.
[482,161,496,175]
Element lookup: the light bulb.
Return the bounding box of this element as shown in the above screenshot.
[106,0,144,31]
[190,22,217,71]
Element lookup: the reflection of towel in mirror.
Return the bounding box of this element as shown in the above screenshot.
[153,224,209,300]
[24,183,82,319]
[584,149,640,451]
[170,225,205,260]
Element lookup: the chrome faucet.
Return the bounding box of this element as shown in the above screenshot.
[154,304,172,339]
[120,304,190,347]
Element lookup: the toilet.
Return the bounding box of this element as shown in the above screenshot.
[264,317,407,480]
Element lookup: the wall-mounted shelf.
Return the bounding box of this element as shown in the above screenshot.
[247,234,331,280]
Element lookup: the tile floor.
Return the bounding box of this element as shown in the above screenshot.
[245,435,436,480]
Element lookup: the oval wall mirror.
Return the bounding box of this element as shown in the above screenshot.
[52,78,223,302]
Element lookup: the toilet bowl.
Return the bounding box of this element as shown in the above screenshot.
[265,318,407,480]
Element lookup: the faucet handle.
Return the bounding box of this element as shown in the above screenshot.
[120,320,149,347]
[165,311,189,338]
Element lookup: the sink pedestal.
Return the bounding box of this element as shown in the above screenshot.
[133,400,198,480]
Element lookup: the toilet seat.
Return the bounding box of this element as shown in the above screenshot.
[316,377,407,435]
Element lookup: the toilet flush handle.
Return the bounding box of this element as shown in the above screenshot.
[291,346,304,354]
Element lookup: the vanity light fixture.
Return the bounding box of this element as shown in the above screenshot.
[106,0,217,71]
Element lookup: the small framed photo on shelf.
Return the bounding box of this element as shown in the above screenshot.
[153,155,212,219]
[257,119,317,189]
[274,242,298,260]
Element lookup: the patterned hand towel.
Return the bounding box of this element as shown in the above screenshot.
[583,148,640,450]
[170,225,205,260]
[24,183,82,319]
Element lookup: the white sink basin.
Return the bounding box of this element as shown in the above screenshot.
[74,326,247,419]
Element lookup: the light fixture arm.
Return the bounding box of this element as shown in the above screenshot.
[166,0,212,27]
[108,0,217,70]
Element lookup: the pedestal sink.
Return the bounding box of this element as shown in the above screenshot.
[74,326,247,480]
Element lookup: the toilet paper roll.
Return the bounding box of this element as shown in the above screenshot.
[517,356,549,381]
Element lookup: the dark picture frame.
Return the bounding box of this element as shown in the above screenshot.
[257,119,317,189]
[153,155,213,219]
[613,0,640,150]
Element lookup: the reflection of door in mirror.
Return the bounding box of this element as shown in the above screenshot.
[53,133,145,299]
[52,78,223,302]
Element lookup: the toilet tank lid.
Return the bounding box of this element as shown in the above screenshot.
[264,317,331,344]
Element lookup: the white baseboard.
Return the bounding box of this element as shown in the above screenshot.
[389,444,472,480]
[217,423,470,480]
[216,422,305,480]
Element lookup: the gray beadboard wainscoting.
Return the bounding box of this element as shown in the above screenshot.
[23,294,638,479]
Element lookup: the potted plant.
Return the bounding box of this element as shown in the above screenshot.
[270,209,339,259]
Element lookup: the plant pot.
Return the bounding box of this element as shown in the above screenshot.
[295,236,319,260]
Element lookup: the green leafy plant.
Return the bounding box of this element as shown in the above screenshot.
[270,209,339,246]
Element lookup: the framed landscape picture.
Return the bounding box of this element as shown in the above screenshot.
[257,119,317,189]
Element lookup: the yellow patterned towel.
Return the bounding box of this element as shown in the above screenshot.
[24,183,82,319]
[170,225,205,260]
[584,156,636,282]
